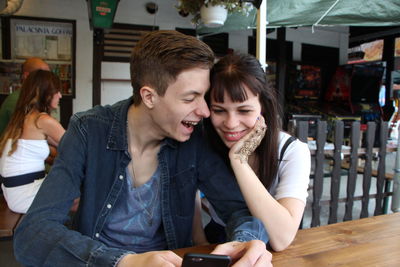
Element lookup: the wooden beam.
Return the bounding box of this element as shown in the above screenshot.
[92,28,103,107]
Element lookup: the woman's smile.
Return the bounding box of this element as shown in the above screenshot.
[222,130,248,142]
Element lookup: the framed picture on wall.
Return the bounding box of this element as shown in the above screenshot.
[10,17,73,61]
[1,16,76,97]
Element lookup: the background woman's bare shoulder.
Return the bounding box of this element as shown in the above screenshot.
[36,113,63,131]
[36,113,65,145]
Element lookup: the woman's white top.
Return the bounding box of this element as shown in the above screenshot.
[269,132,311,203]
[0,139,49,213]
[208,131,311,225]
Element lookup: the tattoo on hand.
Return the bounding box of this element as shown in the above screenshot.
[234,119,267,163]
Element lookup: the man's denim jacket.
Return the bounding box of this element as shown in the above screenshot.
[14,98,268,267]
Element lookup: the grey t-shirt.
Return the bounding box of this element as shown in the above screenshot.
[99,165,167,253]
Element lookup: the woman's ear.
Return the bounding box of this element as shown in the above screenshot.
[140,86,157,109]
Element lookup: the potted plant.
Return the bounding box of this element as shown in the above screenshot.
[176,0,254,27]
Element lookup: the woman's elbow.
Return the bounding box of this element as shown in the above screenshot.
[270,243,290,252]
[269,234,296,252]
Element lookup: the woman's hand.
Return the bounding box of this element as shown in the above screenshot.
[229,116,267,164]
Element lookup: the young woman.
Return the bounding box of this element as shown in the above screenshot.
[0,70,65,213]
[203,53,311,251]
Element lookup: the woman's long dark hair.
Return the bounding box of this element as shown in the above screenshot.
[0,70,61,156]
[206,53,282,189]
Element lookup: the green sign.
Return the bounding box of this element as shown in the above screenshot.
[89,0,119,29]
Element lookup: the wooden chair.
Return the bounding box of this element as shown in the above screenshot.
[290,120,393,228]
[0,194,23,239]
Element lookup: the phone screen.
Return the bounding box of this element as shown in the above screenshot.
[182,253,231,267]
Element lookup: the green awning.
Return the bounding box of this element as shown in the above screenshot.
[197,0,400,35]
[268,0,400,27]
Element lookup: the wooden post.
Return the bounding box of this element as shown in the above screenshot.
[296,121,309,143]
[360,122,376,218]
[92,28,103,107]
[375,122,388,215]
[328,121,344,224]
[344,121,360,221]
[311,121,327,227]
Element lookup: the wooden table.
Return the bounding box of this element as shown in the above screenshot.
[174,213,400,267]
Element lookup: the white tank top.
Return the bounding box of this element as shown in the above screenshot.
[0,138,50,213]
[0,139,49,177]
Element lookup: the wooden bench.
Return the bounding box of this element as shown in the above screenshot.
[0,195,23,239]
[340,161,394,180]
[340,161,394,213]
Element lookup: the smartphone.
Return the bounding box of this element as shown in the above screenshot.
[182,253,231,267]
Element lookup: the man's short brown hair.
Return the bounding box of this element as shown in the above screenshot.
[130,30,215,105]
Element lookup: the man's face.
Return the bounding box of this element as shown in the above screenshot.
[151,67,210,142]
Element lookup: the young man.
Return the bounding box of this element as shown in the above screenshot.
[14,31,271,267]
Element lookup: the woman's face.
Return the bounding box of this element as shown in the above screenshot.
[210,85,262,149]
[50,91,62,110]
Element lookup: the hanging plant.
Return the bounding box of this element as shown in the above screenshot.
[176,0,254,25]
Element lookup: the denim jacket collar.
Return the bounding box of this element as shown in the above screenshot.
[106,98,131,151]
[106,97,177,151]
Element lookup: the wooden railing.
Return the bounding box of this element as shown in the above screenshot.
[289,120,394,228]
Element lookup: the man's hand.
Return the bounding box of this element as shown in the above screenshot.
[117,251,182,267]
[211,240,272,267]
[229,116,267,164]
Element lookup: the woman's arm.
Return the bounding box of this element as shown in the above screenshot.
[229,119,310,251]
[45,144,58,165]
[229,158,306,251]
[37,114,66,146]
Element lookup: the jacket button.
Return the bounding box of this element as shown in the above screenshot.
[95,233,100,238]
[107,204,112,209]
[119,175,124,180]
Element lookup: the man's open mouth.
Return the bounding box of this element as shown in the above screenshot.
[182,120,198,128]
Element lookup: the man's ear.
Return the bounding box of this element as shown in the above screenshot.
[140,86,158,109]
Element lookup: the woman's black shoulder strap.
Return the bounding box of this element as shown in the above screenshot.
[279,136,297,162]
